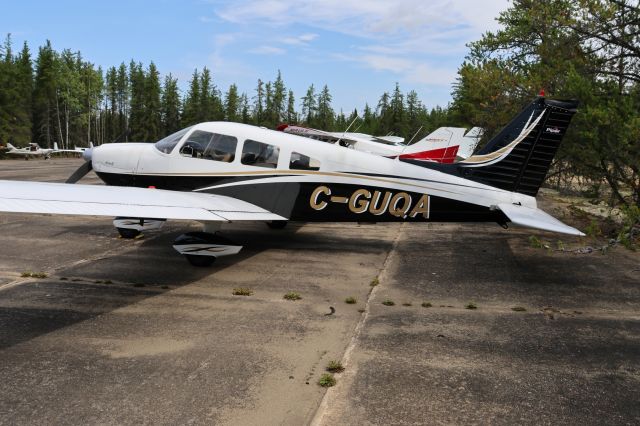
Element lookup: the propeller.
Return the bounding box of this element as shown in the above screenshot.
[65,147,94,184]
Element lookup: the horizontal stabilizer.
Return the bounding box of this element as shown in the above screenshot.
[0,180,286,222]
[497,203,585,236]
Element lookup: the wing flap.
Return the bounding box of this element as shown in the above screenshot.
[498,203,585,236]
[0,180,285,222]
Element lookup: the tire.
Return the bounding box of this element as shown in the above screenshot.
[267,221,287,229]
[117,227,141,239]
[185,254,216,267]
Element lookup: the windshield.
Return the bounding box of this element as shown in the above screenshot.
[154,127,192,154]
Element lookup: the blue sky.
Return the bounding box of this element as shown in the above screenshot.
[2,0,509,113]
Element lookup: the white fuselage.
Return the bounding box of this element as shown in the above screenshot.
[91,122,536,217]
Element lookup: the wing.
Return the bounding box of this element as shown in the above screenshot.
[0,180,285,222]
[497,203,584,236]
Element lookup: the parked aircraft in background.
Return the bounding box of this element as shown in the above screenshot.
[5,143,55,159]
[276,124,483,163]
[53,142,94,154]
[0,97,582,266]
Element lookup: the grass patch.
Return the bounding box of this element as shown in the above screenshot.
[370,277,379,287]
[283,291,301,301]
[104,280,112,284]
[21,271,48,279]
[402,302,412,307]
[318,373,336,387]
[133,283,145,288]
[232,287,253,296]
[465,302,478,310]
[381,299,395,306]
[94,280,103,284]
[59,277,68,281]
[511,306,527,312]
[421,302,432,308]
[357,308,365,313]
[325,360,344,373]
[344,296,357,304]
[161,285,169,290]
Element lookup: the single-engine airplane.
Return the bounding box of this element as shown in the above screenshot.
[276,124,483,163]
[0,97,582,266]
[5,143,55,160]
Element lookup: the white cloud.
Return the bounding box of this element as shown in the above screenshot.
[280,33,318,45]
[213,0,509,85]
[248,45,286,55]
[215,0,507,37]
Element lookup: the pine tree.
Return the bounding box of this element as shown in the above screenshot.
[182,69,200,126]
[272,70,286,123]
[286,89,296,123]
[13,41,33,144]
[199,67,214,122]
[161,73,181,134]
[224,83,240,122]
[252,79,265,124]
[239,93,250,123]
[115,63,129,141]
[315,85,334,130]
[32,40,57,147]
[300,84,316,124]
[128,61,145,140]
[389,83,405,137]
[142,62,162,140]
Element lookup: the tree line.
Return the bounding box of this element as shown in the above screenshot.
[0,35,448,150]
[450,0,639,208]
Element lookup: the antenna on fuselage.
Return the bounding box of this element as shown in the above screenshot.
[397,126,423,159]
[336,116,359,146]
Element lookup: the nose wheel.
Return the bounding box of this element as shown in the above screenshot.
[114,217,166,239]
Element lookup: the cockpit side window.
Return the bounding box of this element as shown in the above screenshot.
[241,140,279,168]
[154,127,191,154]
[289,152,320,171]
[179,130,237,162]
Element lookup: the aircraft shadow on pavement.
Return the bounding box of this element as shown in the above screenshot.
[0,222,395,350]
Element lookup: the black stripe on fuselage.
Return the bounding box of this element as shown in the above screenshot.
[95,171,507,224]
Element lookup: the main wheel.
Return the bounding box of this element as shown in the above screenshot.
[267,221,288,229]
[185,254,217,267]
[117,227,141,239]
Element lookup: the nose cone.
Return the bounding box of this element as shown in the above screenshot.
[82,147,93,162]
[91,143,151,174]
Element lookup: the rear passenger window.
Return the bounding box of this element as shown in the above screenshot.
[179,130,237,162]
[289,152,321,170]
[241,140,279,168]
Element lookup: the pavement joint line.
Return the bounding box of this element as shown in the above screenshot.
[310,223,405,426]
[0,232,163,293]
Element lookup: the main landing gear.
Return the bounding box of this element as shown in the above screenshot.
[172,232,242,267]
[114,218,242,267]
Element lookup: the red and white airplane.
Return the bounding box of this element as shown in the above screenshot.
[276,124,482,163]
[0,97,583,266]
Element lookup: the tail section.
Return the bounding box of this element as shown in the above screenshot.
[54,142,59,151]
[404,97,578,196]
[6,143,15,150]
[459,97,578,196]
[457,127,483,159]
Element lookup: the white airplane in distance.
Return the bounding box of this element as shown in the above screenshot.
[0,97,583,267]
[5,143,55,160]
[276,124,483,163]
[53,142,94,154]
